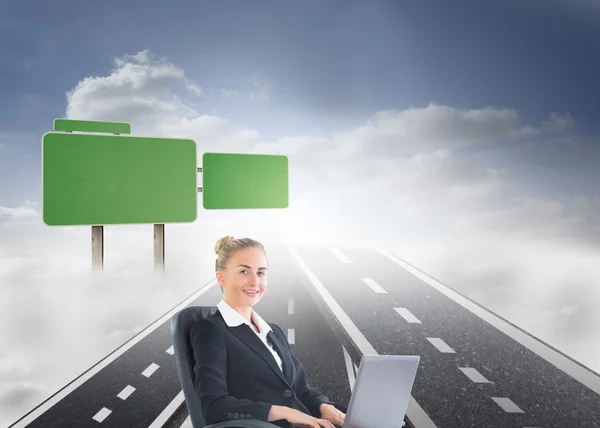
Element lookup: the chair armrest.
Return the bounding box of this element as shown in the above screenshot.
[205,420,280,428]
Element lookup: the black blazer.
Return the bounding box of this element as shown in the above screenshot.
[190,310,347,427]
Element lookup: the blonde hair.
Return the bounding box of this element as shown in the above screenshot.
[214,236,266,272]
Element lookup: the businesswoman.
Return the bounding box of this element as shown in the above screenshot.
[190,236,347,428]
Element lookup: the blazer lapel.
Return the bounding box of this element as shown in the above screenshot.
[229,324,290,386]
[267,331,294,384]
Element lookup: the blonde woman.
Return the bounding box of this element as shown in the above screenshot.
[191,236,347,428]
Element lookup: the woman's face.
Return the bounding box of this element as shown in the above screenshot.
[218,247,268,308]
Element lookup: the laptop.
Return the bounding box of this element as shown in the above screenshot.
[341,355,420,428]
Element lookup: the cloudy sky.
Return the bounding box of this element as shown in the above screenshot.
[1,0,600,425]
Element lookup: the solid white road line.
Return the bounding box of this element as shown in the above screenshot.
[491,397,525,413]
[458,367,491,383]
[142,363,160,378]
[342,346,356,392]
[426,337,456,354]
[361,277,388,293]
[179,415,193,428]
[92,407,111,423]
[288,298,295,314]
[366,242,600,396]
[394,307,422,324]
[166,346,174,355]
[116,385,136,400]
[331,248,352,264]
[287,245,438,428]
[9,279,218,428]
[287,328,296,344]
[147,390,186,428]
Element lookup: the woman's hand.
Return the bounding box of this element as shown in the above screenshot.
[283,407,336,428]
[319,403,345,426]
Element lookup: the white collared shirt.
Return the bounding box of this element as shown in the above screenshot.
[217,300,284,372]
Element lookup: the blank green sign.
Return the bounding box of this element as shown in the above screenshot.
[54,119,131,134]
[202,153,289,209]
[42,132,197,226]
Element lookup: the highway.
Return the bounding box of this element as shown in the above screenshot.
[8,242,600,428]
[289,243,600,428]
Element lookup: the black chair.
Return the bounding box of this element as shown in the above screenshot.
[170,305,280,428]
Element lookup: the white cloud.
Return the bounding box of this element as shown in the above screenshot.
[543,112,574,131]
[0,201,39,227]
[64,51,261,157]
[65,50,200,132]
[254,103,547,160]
[250,71,274,103]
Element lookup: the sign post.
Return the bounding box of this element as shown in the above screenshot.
[154,224,165,272]
[91,225,104,270]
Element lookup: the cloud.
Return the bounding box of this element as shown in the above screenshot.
[252,104,570,167]
[0,201,40,227]
[543,112,574,131]
[64,51,261,157]
[0,381,51,425]
[334,103,538,155]
[250,71,274,103]
[65,50,201,131]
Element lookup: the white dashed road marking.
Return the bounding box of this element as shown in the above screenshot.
[491,397,525,413]
[458,367,492,383]
[116,385,136,400]
[288,298,295,314]
[142,363,160,378]
[426,337,456,354]
[361,277,387,293]
[287,328,295,344]
[394,307,422,323]
[331,248,352,264]
[92,407,111,423]
[166,346,174,355]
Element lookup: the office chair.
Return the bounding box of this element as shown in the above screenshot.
[170,305,280,428]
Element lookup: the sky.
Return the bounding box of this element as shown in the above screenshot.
[1,0,600,426]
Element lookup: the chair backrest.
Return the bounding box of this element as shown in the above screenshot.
[171,305,218,428]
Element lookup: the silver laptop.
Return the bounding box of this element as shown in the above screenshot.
[342,355,420,428]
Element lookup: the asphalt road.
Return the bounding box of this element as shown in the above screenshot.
[8,246,353,428]
[289,243,600,428]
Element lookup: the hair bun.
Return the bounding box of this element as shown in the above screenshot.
[214,235,235,254]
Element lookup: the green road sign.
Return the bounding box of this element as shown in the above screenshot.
[202,152,289,209]
[42,132,197,226]
[54,119,131,134]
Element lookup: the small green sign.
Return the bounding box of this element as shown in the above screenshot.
[54,119,131,135]
[42,132,197,226]
[202,153,289,209]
